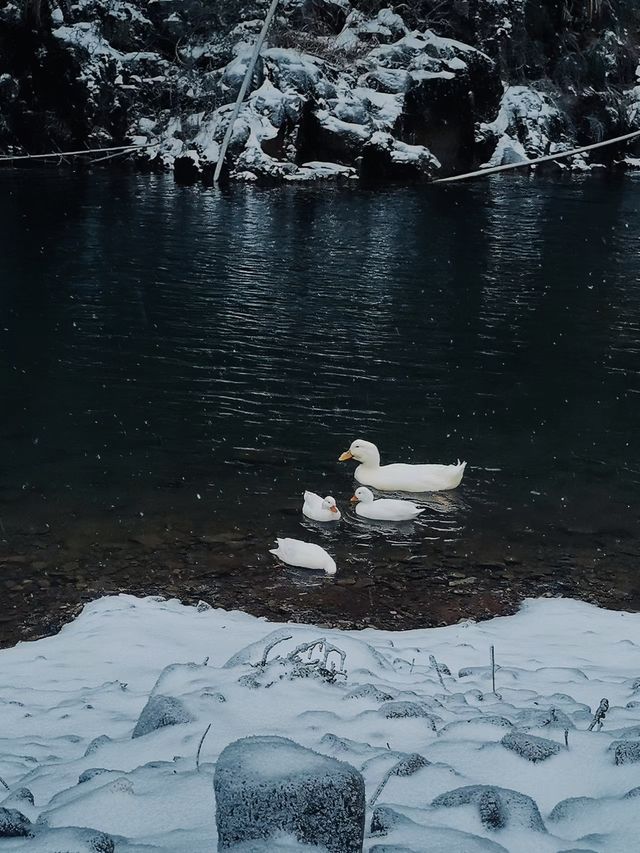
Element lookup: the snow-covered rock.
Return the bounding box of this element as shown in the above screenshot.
[214,736,365,852]
[613,741,640,765]
[131,693,195,738]
[4,0,638,181]
[431,784,547,832]
[500,730,564,762]
[478,85,571,166]
[0,808,30,838]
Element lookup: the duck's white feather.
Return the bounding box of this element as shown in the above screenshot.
[355,461,466,492]
[355,497,423,521]
[302,491,341,522]
[269,538,337,575]
[341,440,466,492]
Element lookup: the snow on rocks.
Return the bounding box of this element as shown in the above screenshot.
[477,85,576,168]
[431,784,547,832]
[0,596,640,850]
[131,692,195,739]
[500,731,563,763]
[612,741,640,765]
[0,809,30,838]
[4,0,640,179]
[214,735,365,851]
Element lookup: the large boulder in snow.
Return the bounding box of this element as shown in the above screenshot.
[214,735,365,852]
[432,785,546,832]
[0,807,31,837]
[501,731,563,763]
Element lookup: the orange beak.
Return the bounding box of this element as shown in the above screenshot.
[330,505,338,514]
[339,450,353,462]
[350,495,359,504]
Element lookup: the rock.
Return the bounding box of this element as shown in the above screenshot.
[548,796,597,822]
[379,701,441,727]
[16,827,115,852]
[223,841,329,852]
[369,806,509,851]
[0,807,31,837]
[614,741,640,765]
[438,716,513,735]
[79,768,111,784]
[0,73,18,105]
[84,735,113,756]
[608,724,640,739]
[478,789,508,829]
[2,0,640,182]
[320,734,378,758]
[343,684,394,702]
[477,85,571,167]
[501,731,563,762]
[1,788,33,807]
[132,693,194,738]
[515,708,575,729]
[214,735,365,853]
[432,785,546,832]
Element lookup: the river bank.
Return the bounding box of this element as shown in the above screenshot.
[0,593,639,851]
[2,1,640,183]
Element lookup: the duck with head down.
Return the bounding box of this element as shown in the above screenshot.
[339,438,466,492]
[351,487,423,521]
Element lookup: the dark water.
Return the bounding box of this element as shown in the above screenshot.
[1,169,639,641]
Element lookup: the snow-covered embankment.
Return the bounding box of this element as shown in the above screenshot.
[0,595,639,851]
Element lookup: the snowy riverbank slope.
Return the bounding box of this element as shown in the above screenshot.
[2,1,640,181]
[0,595,639,851]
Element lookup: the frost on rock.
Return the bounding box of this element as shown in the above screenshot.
[432,784,547,832]
[0,826,116,852]
[501,730,563,762]
[379,701,441,727]
[613,741,640,765]
[0,807,31,837]
[131,693,195,738]
[369,805,509,852]
[214,735,365,853]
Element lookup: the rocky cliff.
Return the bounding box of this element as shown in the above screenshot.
[1,0,640,182]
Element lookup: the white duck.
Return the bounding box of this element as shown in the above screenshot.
[269,538,337,575]
[302,491,341,522]
[351,487,424,521]
[339,439,466,492]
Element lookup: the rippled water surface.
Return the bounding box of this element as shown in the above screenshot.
[1,170,639,638]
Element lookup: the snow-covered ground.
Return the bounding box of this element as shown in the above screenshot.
[1,595,639,852]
